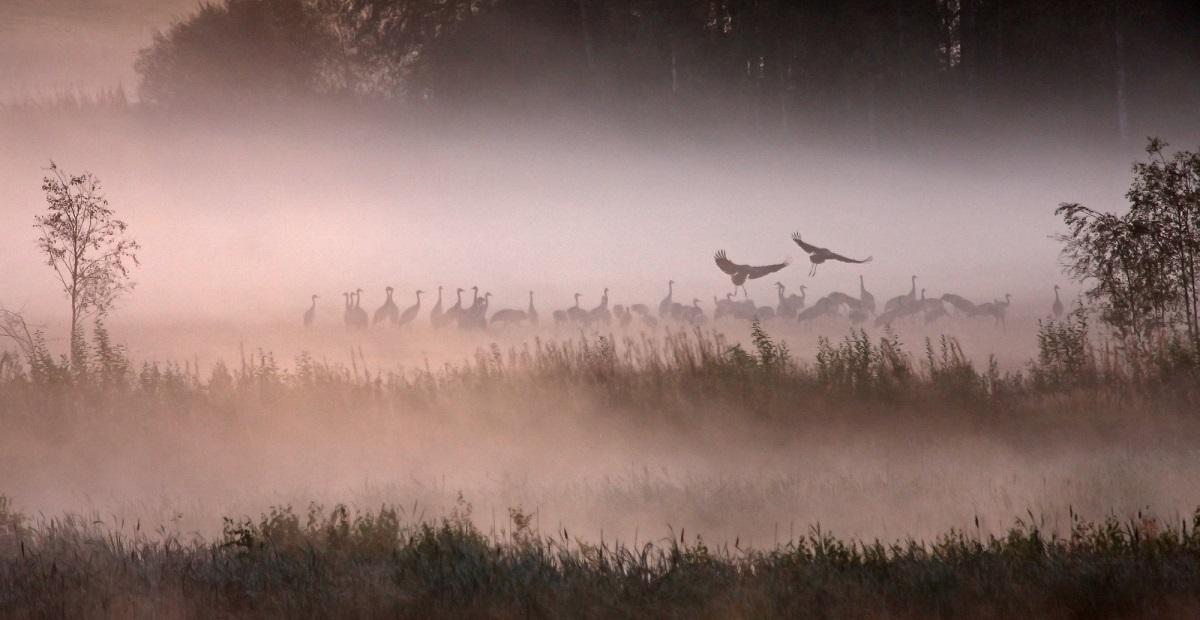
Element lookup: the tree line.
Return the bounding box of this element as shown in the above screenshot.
[134,0,1199,141]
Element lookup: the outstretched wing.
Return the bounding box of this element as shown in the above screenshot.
[827,251,873,264]
[714,250,745,275]
[745,260,790,280]
[791,232,821,254]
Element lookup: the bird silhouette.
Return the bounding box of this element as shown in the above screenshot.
[303,294,318,328]
[488,292,535,327]
[682,299,706,325]
[490,307,528,326]
[566,293,588,324]
[917,289,947,323]
[659,280,675,319]
[791,232,872,276]
[429,286,446,328]
[439,287,460,326]
[940,293,977,316]
[775,282,804,320]
[714,294,735,320]
[462,290,490,330]
[874,302,920,327]
[527,291,539,325]
[729,294,758,321]
[884,276,918,313]
[824,291,863,312]
[713,250,789,296]
[614,304,634,328]
[350,289,369,329]
[972,294,1012,327]
[589,288,612,326]
[373,286,399,326]
[858,276,875,315]
[924,302,949,324]
[797,297,836,324]
[630,304,658,328]
[457,287,480,328]
[397,290,423,328]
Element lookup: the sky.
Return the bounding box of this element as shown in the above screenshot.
[0,0,194,101]
[0,0,1158,327]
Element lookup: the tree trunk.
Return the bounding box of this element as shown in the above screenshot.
[577,0,594,71]
[69,291,82,371]
[994,0,1004,81]
[1112,26,1130,147]
[960,0,978,111]
[670,45,678,95]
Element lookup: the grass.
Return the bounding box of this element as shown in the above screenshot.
[3,496,1200,618]
[2,319,1199,617]
[3,316,1195,428]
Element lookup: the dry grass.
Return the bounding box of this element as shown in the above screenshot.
[4,495,1200,618]
[1,320,1199,616]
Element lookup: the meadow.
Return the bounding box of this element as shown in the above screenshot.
[4,2,1199,613]
[3,314,1199,617]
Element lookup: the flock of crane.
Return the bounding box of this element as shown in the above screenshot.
[304,279,1067,332]
[302,232,1068,331]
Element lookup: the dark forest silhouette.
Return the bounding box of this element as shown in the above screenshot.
[133,0,1199,143]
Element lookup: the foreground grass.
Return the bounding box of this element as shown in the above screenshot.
[3,497,1200,618]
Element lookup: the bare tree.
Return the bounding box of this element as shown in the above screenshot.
[35,162,140,367]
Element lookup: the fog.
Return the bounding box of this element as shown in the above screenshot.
[2,0,1199,549]
[0,0,195,100]
[6,367,1200,548]
[0,0,1174,329]
[0,113,1134,326]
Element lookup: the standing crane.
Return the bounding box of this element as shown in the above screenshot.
[303,294,317,328]
[397,290,423,328]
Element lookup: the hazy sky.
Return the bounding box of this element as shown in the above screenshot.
[0,0,1150,326]
[0,112,1133,323]
[0,0,194,100]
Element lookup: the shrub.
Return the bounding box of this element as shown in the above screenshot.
[1031,307,1096,390]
